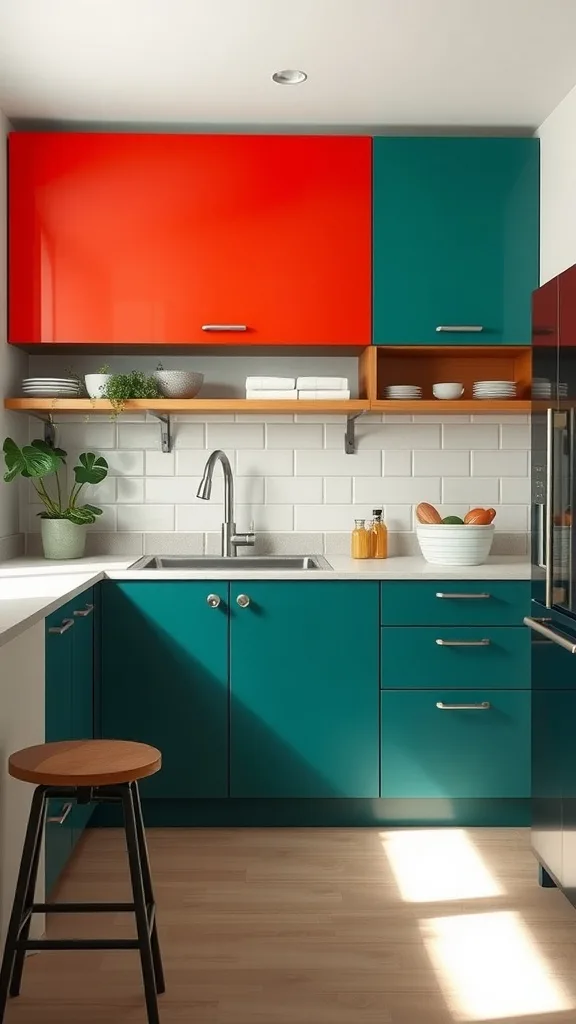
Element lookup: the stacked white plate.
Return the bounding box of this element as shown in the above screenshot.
[533,378,568,398]
[22,377,81,398]
[472,380,516,400]
[385,384,422,400]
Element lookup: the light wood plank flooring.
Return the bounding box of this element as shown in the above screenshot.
[5,827,576,1023]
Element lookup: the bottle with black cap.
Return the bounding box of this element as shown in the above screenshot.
[371,508,388,559]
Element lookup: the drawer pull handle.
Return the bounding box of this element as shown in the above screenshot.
[524,616,576,654]
[436,702,491,711]
[201,324,247,332]
[435,592,491,600]
[435,638,491,647]
[48,618,75,635]
[47,803,73,825]
[74,603,94,617]
[436,325,483,333]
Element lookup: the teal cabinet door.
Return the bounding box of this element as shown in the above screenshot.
[380,580,530,626]
[45,601,75,895]
[70,588,95,844]
[381,626,530,689]
[373,138,539,345]
[381,689,530,798]
[230,582,380,797]
[101,582,229,798]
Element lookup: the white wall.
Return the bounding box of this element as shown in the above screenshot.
[0,109,26,551]
[538,82,576,283]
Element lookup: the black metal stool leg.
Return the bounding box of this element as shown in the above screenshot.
[9,789,48,997]
[121,784,160,1024]
[130,782,165,994]
[0,786,46,1022]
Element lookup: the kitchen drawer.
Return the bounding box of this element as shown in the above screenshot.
[381,689,530,798]
[381,626,529,689]
[380,581,530,626]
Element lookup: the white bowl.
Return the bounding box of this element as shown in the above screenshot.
[153,370,204,399]
[432,382,464,400]
[85,373,113,399]
[416,524,495,566]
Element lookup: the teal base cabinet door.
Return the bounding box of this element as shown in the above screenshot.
[100,582,229,798]
[381,626,530,689]
[381,690,530,799]
[230,581,380,798]
[373,138,539,345]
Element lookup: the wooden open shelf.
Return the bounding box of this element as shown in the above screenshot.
[4,398,370,414]
[372,399,531,414]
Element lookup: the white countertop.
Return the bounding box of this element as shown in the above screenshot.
[0,553,531,648]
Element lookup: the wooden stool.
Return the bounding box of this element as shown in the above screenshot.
[0,739,164,1024]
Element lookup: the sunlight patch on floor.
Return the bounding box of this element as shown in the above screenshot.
[420,910,573,1021]
[380,829,502,902]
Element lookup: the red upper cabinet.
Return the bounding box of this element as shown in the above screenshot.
[9,133,371,346]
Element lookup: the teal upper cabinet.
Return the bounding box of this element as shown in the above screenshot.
[229,582,380,798]
[373,137,539,345]
[100,582,229,798]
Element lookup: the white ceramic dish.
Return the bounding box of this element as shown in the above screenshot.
[153,370,204,399]
[432,382,464,400]
[85,373,113,399]
[416,523,495,566]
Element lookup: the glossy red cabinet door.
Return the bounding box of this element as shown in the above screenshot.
[9,133,371,346]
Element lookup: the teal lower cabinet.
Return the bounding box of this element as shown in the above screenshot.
[380,580,531,626]
[380,689,530,799]
[229,581,380,797]
[381,626,530,689]
[100,581,229,798]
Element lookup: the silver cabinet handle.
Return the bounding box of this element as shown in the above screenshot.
[47,802,73,825]
[435,325,483,333]
[74,603,94,617]
[435,592,491,600]
[435,638,491,647]
[48,618,75,635]
[236,594,251,608]
[524,616,576,654]
[545,407,554,608]
[436,702,491,710]
[207,594,221,608]
[201,324,247,332]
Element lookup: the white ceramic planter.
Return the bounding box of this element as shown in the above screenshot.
[41,519,87,560]
[85,374,112,399]
[417,524,495,566]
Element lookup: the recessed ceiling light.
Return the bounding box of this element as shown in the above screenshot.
[272,69,307,86]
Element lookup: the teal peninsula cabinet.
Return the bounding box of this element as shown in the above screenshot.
[373,137,539,345]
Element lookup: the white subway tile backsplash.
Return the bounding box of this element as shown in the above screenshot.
[57,422,117,450]
[117,423,162,450]
[295,505,361,532]
[117,477,144,503]
[175,450,215,476]
[490,505,530,532]
[324,477,352,504]
[413,450,470,477]
[471,414,529,424]
[383,450,412,476]
[501,424,531,449]
[177,503,292,532]
[145,451,175,476]
[236,450,294,476]
[265,477,322,504]
[383,505,413,531]
[442,424,500,449]
[472,450,529,477]
[442,478,500,504]
[296,449,381,477]
[501,477,531,504]
[355,476,441,504]
[173,423,206,449]
[206,423,264,450]
[117,504,174,531]
[106,451,145,476]
[266,423,323,449]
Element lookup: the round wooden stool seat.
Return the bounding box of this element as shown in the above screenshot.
[8,739,161,788]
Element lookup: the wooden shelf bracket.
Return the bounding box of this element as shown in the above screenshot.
[345,412,364,455]
[150,412,172,454]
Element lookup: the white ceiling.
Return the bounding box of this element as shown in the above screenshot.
[0,0,575,128]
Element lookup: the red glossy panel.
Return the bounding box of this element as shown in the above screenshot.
[9,133,371,345]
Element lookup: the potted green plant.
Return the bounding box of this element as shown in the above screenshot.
[2,438,109,560]
[101,370,160,415]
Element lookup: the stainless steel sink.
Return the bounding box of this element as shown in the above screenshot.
[130,555,333,571]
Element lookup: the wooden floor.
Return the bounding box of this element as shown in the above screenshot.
[5,827,576,1023]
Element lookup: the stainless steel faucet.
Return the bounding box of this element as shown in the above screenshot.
[197,450,255,556]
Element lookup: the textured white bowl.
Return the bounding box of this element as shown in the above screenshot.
[416,524,495,566]
[432,382,464,400]
[85,373,113,399]
[153,370,204,398]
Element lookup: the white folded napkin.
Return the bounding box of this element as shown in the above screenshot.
[246,390,298,400]
[296,377,349,390]
[297,389,351,400]
[245,377,295,390]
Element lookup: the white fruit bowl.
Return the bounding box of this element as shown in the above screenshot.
[417,524,495,566]
[153,370,204,399]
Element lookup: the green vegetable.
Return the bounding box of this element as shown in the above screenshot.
[2,438,108,525]
[102,370,160,414]
[442,515,465,525]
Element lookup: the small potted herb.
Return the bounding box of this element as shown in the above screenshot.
[101,370,160,415]
[2,438,109,560]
